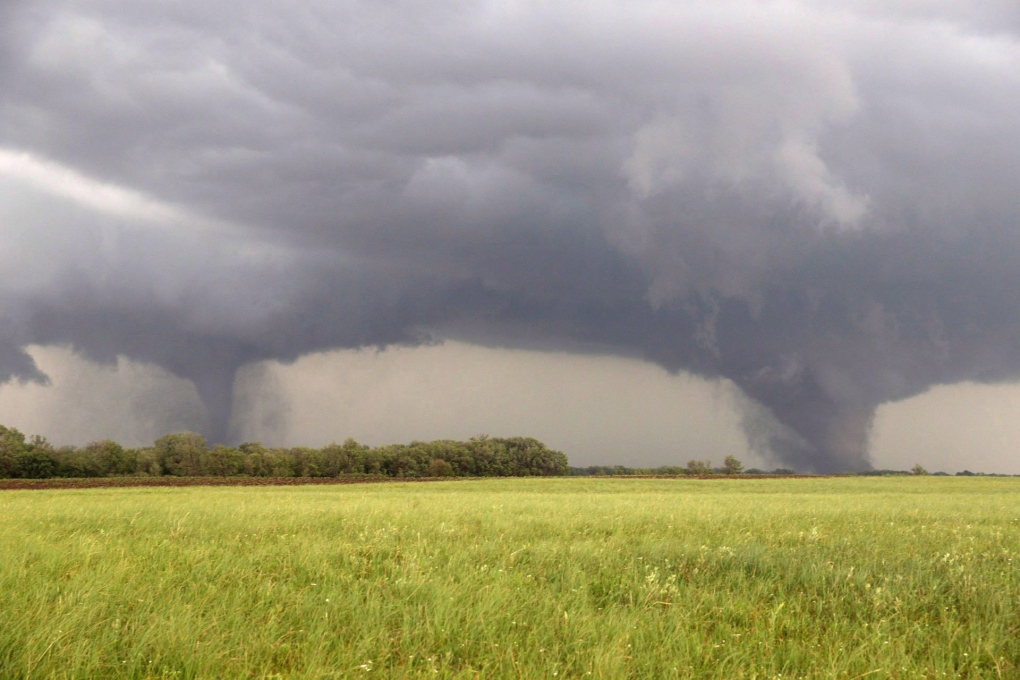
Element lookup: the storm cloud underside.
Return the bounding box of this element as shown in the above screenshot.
[2,1,1020,470]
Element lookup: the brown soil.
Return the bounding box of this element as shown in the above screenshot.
[0,476,461,491]
[0,474,836,491]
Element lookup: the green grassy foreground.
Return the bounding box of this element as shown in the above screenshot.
[1,478,1018,679]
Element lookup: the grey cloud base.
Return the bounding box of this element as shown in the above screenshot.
[2,1,1019,471]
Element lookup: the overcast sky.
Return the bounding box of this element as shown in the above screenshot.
[2,1,1020,472]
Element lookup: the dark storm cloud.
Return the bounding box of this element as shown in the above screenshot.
[1,1,1019,469]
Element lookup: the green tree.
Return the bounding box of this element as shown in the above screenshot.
[263,448,296,477]
[0,425,29,477]
[20,435,57,478]
[82,440,133,476]
[685,459,712,476]
[911,464,929,476]
[428,458,454,477]
[291,447,325,477]
[16,449,56,478]
[320,438,369,475]
[154,432,207,476]
[723,455,744,475]
[202,445,244,477]
[134,448,161,476]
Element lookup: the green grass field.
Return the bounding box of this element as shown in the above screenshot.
[1,478,1019,679]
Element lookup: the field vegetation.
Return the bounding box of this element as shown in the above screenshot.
[2,477,1019,678]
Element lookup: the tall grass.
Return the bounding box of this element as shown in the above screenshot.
[1,478,1018,678]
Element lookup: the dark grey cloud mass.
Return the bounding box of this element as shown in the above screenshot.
[2,0,1019,470]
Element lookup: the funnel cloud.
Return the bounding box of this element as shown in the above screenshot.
[2,1,1020,471]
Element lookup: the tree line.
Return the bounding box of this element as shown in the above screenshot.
[569,459,1014,477]
[0,425,569,479]
[570,456,752,476]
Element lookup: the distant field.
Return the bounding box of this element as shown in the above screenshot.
[1,478,1018,678]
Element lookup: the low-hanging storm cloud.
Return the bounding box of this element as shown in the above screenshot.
[2,0,1019,471]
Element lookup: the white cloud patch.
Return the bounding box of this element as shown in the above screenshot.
[0,148,218,229]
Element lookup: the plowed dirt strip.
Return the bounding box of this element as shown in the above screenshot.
[0,476,461,490]
[0,474,834,490]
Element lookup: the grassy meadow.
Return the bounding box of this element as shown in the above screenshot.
[1,477,1019,679]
